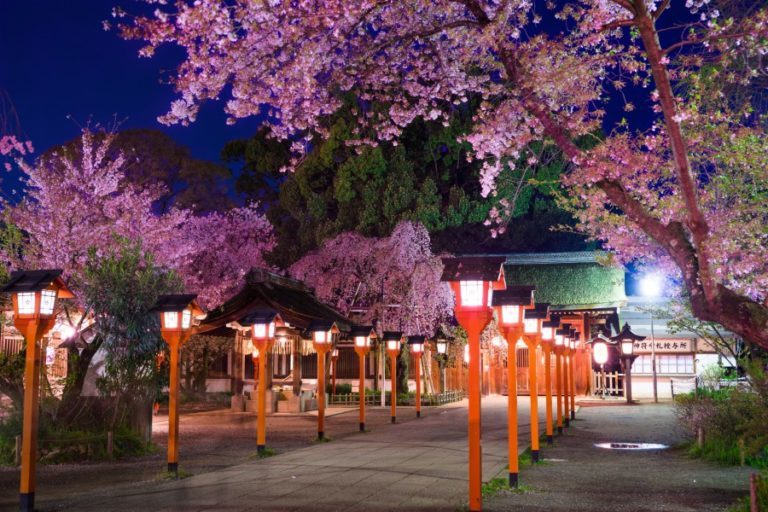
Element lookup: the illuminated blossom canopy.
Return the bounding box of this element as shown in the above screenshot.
[289,221,453,336]
[2,130,274,308]
[118,1,768,347]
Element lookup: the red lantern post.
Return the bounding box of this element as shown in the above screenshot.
[441,256,506,512]
[154,294,205,477]
[492,286,534,488]
[2,270,73,512]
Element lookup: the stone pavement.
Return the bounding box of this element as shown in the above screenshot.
[52,396,545,511]
[484,403,753,512]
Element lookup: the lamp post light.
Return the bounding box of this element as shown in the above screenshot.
[433,329,451,393]
[441,256,506,512]
[331,347,339,395]
[231,310,280,454]
[592,337,609,399]
[153,294,205,476]
[2,270,73,512]
[383,331,404,423]
[541,318,560,445]
[492,285,534,488]
[640,273,663,403]
[309,321,339,440]
[406,336,426,418]
[522,302,549,462]
[351,326,376,431]
[612,323,644,404]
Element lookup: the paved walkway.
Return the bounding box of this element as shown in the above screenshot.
[41,399,753,511]
[52,396,544,511]
[484,403,753,512]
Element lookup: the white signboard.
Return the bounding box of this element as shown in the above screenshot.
[633,338,693,354]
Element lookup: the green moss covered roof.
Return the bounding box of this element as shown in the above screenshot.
[503,262,625,307]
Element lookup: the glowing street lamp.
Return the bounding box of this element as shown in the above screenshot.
[612,323,644,404]
[383,331,404,423]
[229,309,280,454]
[522,302,549,463]
[640,272,663,403]
[350,326,376,431]
[492,285,534,488]
[441,256,506,512]
[309,320,339,440]
[407,336,426,418]
[153,294,205,476]
[541,318,560,445]
[432,327,453,393]
[2,270,73,512]
[592,335,610,400]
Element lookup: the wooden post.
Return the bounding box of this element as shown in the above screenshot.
[569,351,576,420]
[543,346,553,445]
[317,349,326,439]
[504,327,520,488]
[15,435,21,466]
[464,317,486,512]
[415,353,422,418]
[390,353,397,423]
[697,427,705,449]
[750,473,758,512]
[20,321,43,511]
[525,337,540,462]
[167,340,181,475]
[563,352,570,427]
[107,431,114,457]
[257,350,268,453]
[359,352,366,431]
[555,350,563,434]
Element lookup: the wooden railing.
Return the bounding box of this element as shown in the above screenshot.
[592,371,624,397]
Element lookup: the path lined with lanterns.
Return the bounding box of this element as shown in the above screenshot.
[53,396,549,511]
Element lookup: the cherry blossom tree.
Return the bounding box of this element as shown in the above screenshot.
[118,1,768,348]
[289,221,453,336]
[2,129,274,308]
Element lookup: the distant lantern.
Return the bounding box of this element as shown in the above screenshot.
[407,335,427,418]
[382,331,404,424]
[523,303,549,335]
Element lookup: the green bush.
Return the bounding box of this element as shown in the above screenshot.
[728,471,768,512]
[675,359,768,469]
[328,383,353,395]
[0,414,151,465]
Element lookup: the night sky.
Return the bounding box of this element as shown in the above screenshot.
[1,1,263,195]
[1,1,686,200]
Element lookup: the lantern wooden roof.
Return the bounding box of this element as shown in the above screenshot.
[611,322,646,342]
[199,269,351,336]
[407,335,426,345]
[524,303,550,319]
[440,256,506,282]
[492,285,535,306]
[382,331,404,342]
[349,326,377,339]
[542,318,561,329]
[152,294,200,312]
[2,269,74,298]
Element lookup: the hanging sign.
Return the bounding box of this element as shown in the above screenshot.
[633,338,693,353]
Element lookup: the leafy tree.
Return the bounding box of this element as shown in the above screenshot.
[51,128,233,214]
[82,237,180,429]
[225,105,585,266]
[120,0,768,349]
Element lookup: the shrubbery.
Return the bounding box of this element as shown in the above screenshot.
[675,361,768,469]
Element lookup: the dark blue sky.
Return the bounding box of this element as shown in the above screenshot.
[0,1,262,169]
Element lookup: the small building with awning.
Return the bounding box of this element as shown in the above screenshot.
[197,269,353,399]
